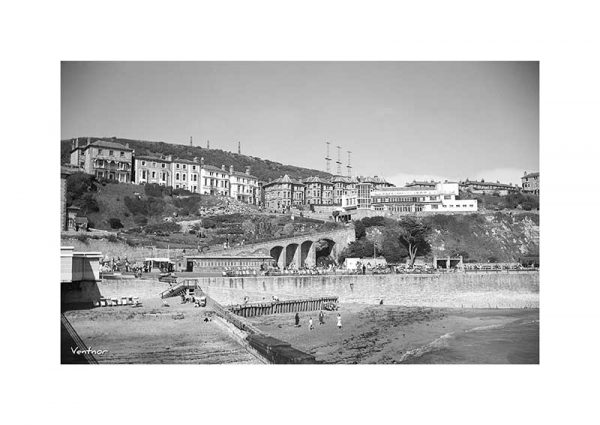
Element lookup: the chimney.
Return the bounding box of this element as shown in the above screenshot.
[125,143,130,149]
[193,156,198,163]
[524,171,527,176]
[245,166,251,175]
[229,165,234,174]
[221,165,226,171]
[200,157,204,166]
[87,137,91,146]
[71,140,75,151]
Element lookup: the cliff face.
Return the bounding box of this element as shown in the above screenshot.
[425,212,539,262]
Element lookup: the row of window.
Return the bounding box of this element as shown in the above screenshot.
[97,148,126,157]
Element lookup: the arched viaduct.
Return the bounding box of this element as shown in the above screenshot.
[223,227,355,269]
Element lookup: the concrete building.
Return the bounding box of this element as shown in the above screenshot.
[302,176,334,205]
[460,179,520,196]
[133,155,173,187]
[521,171,539,195]
[263,175,305,211]
[200,163,231,197]
[69,138,133,182]
[355,176,394,209]
[371,181,477,213]
[230,166,259,204]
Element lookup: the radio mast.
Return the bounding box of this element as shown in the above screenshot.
[325,141,331,173]
[347,151,352,177]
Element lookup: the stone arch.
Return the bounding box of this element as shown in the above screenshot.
[300,240,314,268]
[285,243,299,268]
[315,238,336,266]
[270,246,284,268]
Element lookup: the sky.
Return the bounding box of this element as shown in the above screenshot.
[61,62,538,186]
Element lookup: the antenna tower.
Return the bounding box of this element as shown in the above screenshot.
[336,145,342,175]
[325,141,331,173]
[190,136,193,147]
[238,141,241,154]
[347,151,352,176]
[207,140,210,149]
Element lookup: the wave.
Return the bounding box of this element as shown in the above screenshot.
[398,332,455,363]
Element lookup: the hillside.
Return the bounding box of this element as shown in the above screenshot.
[61,137,332,182]
[345,212,539,264]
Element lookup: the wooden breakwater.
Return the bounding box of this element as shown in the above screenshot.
[228,296,338,318]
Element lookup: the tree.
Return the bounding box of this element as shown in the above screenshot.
[397,217,432,267]
[354,219,366,239]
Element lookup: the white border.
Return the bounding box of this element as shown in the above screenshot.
[4,0,600,424]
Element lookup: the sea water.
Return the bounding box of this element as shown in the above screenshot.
[401,312,539,364]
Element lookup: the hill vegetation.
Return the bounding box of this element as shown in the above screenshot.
[342,212,539,264]
[61,137,332,182]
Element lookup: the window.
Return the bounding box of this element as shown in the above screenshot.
[182,174,186,181]
[152,162,156,167]
[192,165,196,170]
[152,171,156,178]
[176,173,180,180]
[176,164,180,169]
[161,163,166,168]
[98,149,103,155]
[161,173,166,181]
[120,151,125,157]
[183,165,186,170]
[109,150,114,156]
[141,161,146,166]
[142,171,146,179]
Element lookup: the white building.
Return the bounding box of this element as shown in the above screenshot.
[170,157,202,193]
[229,166,259,204]
[371,181,477,213]
[200,163,230,197]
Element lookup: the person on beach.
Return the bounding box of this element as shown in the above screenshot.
[309,317,314,330]
[337,313,342,329]
[295,312,300,327]
[318,310,325,325]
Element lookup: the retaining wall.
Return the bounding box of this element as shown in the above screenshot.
[62,272,539,309]
[199,272,539,308]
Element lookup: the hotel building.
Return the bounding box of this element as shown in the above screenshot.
[69,138,133,183]
[371,182,477,213]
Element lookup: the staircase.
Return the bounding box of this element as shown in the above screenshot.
[159,279,201,299]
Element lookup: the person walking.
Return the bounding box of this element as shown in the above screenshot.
[337,313,342,330]
[318,310,325,325]
[309,317,314,330]
[294,312,300,327]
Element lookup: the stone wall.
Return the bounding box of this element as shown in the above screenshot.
[200,272,539,309]
[62,271,539,310]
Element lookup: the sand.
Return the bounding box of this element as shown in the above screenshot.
[63,298,260,364]
[247,303,539,364]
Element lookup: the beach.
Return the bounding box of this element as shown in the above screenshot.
[247,303,539,364]
[63,299,261,364]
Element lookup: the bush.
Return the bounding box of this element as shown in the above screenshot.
[172,188,193,196]
[144,183,168,198]
[144,221,182,234]
[201,218,217,229]
[107,218,124,229]
[124,196,166,216]
[134,216,148,226]
[75,233,89,244]
[107,234,119,242]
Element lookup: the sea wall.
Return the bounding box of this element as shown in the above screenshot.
[200,272,539,309]
[62,272,539,309]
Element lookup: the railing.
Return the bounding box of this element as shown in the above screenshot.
[229,296,338,318]
[159,279,200,298]
[61,313,99,364]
